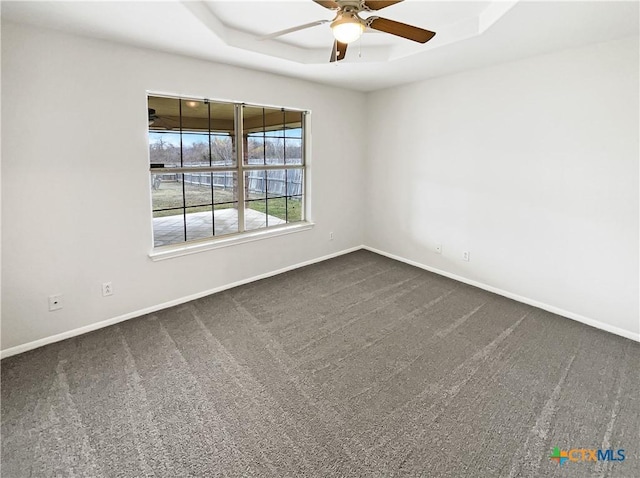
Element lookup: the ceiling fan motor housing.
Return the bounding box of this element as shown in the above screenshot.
[331,11,364,29]
[341,0,368,10]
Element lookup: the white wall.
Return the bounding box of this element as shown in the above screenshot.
[2,22,638,355]
[1,22,366,352]
[365,36,640,339]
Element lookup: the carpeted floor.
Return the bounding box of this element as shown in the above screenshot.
[2,250,639,477]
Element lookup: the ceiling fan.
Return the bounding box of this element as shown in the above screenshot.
[148,108,180,130]
[261,0,436,62]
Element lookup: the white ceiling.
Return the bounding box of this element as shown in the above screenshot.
[2,0,638,92]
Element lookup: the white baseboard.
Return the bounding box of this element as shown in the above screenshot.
[363,246,640,343]
[3,244,637,359]
[0,246,362,359]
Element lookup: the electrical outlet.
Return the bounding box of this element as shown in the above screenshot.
[329,232,334,241]
[462,251,470,262]
[435,244,442,254]
[49,294,63,311]
[102,282,113,297]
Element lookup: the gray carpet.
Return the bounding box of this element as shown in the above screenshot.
[2,250,639,477]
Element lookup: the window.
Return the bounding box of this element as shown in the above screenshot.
[148,95,307,248]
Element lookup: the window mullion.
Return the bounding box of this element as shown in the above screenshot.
[242,165,303,171]
[235,104,245,233]
[149,166,239,174]
[302,111,308,221]
[207,100,215,237]
[179,99,187,242]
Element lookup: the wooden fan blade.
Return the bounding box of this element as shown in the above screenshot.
[260,20,329,40]
[330,40,348,62]
[150,116,180,130]
[313,0,339,9]
[368,17,435,43]
[364,1,404,10]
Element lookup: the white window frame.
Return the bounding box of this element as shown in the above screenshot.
[147,94,313,261]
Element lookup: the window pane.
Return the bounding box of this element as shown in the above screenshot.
[151,173,184,215]
[246,135,265,165]
[149,132,181,167]
[285,138,302,165]
[153,211,185,247]
[184,173,213,208]
[287,196,303,223]
[284,111,303,137]
[245,170,266,201]
[214,203,239,236]
[149,97,237,168]
[243,106,265,166]
[185,206,213,242]
[285,168,304,197]
[267,170,286,198]
[245,199,267,231]
[180,99,209,132]
[148,96,181,132]
[209,101,235,139]
[267,197,287,223]
[284,127,302,138]
[181,133,210,168]
[265,137,284,165]
[243,105,289,165]
[212,172,237,204]
[211,134,234,167]
[242,105,266,132]
[209,101,235,167]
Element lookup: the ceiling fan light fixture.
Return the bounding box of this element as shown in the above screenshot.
[331,13,364,44]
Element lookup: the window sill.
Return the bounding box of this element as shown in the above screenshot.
[148,222,315,261]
